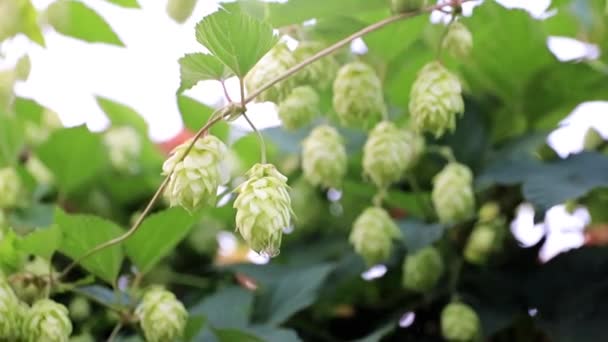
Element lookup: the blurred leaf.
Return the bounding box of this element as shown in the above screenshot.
[15,0,45,46]
[195,9,278,77]
[106,0,140,8]
[361,11,426,61]
[246,326,301,342]
[125,207,199,274]
[74,285,134,309]
[0,115,24,167]
[8,203,55,231]
[398,220,446,252]
[190,286,254,329]
[177,95,230,140]
[96,96,149,135]
[56,209,124,284]
[232,132,278,170]
[183,316,206,342]
[36,126,108,193]
[46,0,124,46]
[384,43,434,108]
[214,329,264,342]
[355,322,395,342]
[256,263,335,325]
[18,224,62,260]
[178,53,232,93]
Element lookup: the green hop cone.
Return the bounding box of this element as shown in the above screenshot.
[162,135,228,212]
[234,163,292,257]
[278,86,320,130]
[166,0,198,23]
[0,167,22,208]
[402,246,444,293]
[478,201,500,223]
[349,207,401,265]
[293,41,339,91]
[333,61,387,128]
[136,287,188,342]
[245,42,296,103]
[23,299,72,342]
[0,276,20,340]
[409,61,464,138]
[301,125,348,189]
[432,162,475,224]
[68,297,91,322]
[390,0,427,13]
[441,302,481,342]
[442,21,473,59]
[103,126,142,173]
[363,121,425,188]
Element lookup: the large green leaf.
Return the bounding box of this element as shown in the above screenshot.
[74,285,134,309]
[125,207,198,274]
[46,0,124,46]
[195,9,278,77]
[9,204,55,231]
[214,329,264,342]
[0,114,24,167]
[16,0,45,46]
[18,224,62,260]
[96,97,148,135]
[190,286,254,329]
[178,53,232,93]
[246,326,301,342]
[177,95,229,140]
[106,0,140,8]
[36,126,108,193]
[398,220,446,252]
[56,209,124,284]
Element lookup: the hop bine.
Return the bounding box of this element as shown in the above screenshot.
[245,42,296,103]
[293,41,340,91]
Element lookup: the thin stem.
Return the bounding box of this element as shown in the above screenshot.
[242,112,267,164]
[427,145,456,163]
[220,79,232,103]
[107,322,123,342]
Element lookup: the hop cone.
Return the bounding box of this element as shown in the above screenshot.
[234,163,292,257]
[432,162,475,224]
[441,302,481,342]
[278,86,320,130]
[442,22,473,59]
[301,125,347,189]
[0,276,20,340]
[136,287,187,342]
[166,0,197,23]
[363,121,425,188]
[402,246,444,293]
[103,126,141,173]
[333,62,386,128]
[409,62,464,138]
[293,41,339,90]
[22,299,72,342]
[390,0,428,13]
[0,167,22,208]
[162,135,228,212]
[245,43,296,103]
[349,207,401,265]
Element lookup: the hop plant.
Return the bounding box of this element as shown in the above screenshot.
[25,156,54,185]
[390,0,428,13]
[136,287,188,342]
[22,299,72,342]
[233,163,292,257]
[442,21,473,59]
[363,121,425,188]
[293,41,339,90]
[441,302,481,342]
[0,276,20,340]
[103,126,142,173]
[432,162,475,224]
[402,246,444,293]
[166,0,198,23]
[301,125,347,189]
[0,167,22,208]
[278,86,320,130]
[24,109,63,146]
[349,207,402,265]
[245,43,296,103]
[162,135,228,212]
[464,223,497,265]
[333,61,387,128]
[409,61,464,137]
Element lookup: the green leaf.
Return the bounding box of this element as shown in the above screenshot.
[0,114,24,167]
[46,0,124,46]
[56,209,124,284]
[355,322,395,342]
[178,53,232,93]
[18,224,62,260]
[96,96,148,135]
[398,220,446,252]
[125,207,198,274]
[18,0,46,46]
[106,0,140,8]
[195,9,278,77]
[256,263,335,325]
[177,95,230,140]
[36,126,108,193]
[361,11,427,61]
[190,286,254,329]
[246,326,301,342]
[8,204,55,231]
[73,285,134,309]
[214,329,264,342]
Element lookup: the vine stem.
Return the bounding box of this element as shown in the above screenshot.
[107,322,123,342]
[57,0,468,281]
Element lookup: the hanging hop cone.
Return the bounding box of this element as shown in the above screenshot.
[162,135,228,212]
[409,61,464,138]
[166,0,198,23]
[464,204,507,265]
[135,287,188,342]
[301,125,348,189]
[278,86,320,130]
[349,207,402,265]
[402,246,444,293]
[234,163,292,257]
[22,299,72,342]
[103,126,142,173]
[245,43,296,103]
[293,41,339,91]
[0,276,21,340]
[363,121,425,188]
[441,302,481,342]
[390,0,428,13]
[0,167,22,208]
[442,21,473,59]
[432,162,475,224]
[333,61,387,128]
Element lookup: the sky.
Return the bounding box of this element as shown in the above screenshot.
[1,0,606,261]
